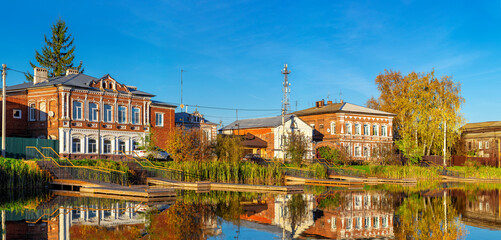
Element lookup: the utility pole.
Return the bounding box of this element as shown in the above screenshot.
[180,69,185,112]
[2,64,6,157]
[281,64,290,162]
[236,109,239,135]
[97,108,101,159]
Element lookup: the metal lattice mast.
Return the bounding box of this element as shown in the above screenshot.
[281,64,291,161]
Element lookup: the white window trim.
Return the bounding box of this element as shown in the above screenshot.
[132,107,141,125]
[156,112,164,127]
[346,122,352,135]
[373,124,379,136]
[118,106,127,124]
[364,124,370,136]
[104,104,113,123]
[88,138,97,154]
[29,103,36,121]
[13,109,22,119]
[88,102,99,122]
[330,121,336,135]
[381,125,388,137]
[71,137,82,153]
[73,101,83,120]
[355,123,361,135]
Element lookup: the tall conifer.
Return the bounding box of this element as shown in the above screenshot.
[26,19,83,81]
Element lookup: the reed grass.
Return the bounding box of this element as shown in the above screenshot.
[70,159,130,172]
[352,165,442,180]
[0,158,49,190]
[156,161,284,185]
[449,166,501,179]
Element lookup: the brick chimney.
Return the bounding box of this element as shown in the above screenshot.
[327,100,333,105]
[315,100,325,108]
[66,69,79,75]
[33,67,48,85]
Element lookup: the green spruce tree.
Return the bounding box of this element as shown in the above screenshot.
[25,19,83,81]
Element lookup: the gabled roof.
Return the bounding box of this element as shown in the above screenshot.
[463,121,501,131]
[293,102,396,117]
[175,112,216,125]
[220,133,268,148]
[222,114,294,130]
[4,73,155,97]
[151,100,177,108]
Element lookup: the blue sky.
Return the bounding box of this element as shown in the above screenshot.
[1,0,500,126]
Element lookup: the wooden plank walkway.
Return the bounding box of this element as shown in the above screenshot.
[328,175,417,184]
[285,176,364,187]
[441,175,501,183]
[147,177,303,194]
[50,179,177,202]
[80,186,176,202]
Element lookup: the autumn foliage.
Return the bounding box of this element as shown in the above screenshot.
[70,224,142,240]
[368,69,464,162]
[164,127,214,162]
[148,201,212,239]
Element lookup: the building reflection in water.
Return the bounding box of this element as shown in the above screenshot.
[2,199,149,240]
[452,189,501,230]
[238,190,394,239]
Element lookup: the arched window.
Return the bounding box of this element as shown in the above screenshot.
[88,139,97,153]
[72,138,81,153]
[118,139,126,153]
[103,139,112,154]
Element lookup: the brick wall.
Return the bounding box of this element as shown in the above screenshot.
[0,92,29,137]
[150,106,175,149]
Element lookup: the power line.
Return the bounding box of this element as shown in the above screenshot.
[8,67,282,112]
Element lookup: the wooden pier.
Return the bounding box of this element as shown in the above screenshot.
[50,179,177,202]
[285,176,364,187]
[328,175,417,185]
[147,177,303,194]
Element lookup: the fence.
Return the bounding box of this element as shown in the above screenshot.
[0,137,58,159]
[451,155,499,167]
[422,155,451,166]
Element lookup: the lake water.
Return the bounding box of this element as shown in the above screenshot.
[1,183,501,239]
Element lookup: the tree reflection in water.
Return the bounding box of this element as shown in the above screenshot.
[286,194,308,237]
[395,191,466,240]
[148,201,216,240]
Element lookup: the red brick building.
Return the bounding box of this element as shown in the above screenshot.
[175,110,218,142]
[461,121,501,158]
[0,67,175,159]
[294,100,395,161]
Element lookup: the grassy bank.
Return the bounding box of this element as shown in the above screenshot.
[350,165,442,180]
[0,158,50,190]
[449,166,501,179]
